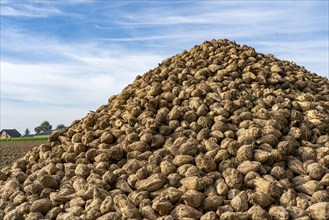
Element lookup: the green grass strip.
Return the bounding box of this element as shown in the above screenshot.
[0,136,49,142]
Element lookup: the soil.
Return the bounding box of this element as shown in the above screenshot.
[0,141,47,169]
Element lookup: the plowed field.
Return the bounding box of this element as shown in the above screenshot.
[0,141,46,169]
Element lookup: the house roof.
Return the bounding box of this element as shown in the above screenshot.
[39,129,53,135]
[0,129,21,137]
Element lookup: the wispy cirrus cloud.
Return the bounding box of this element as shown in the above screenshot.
[0,3,62,17]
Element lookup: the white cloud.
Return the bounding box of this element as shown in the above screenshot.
[0,4,62,17]
[1,50,164,106]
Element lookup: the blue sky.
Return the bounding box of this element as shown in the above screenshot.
[1,0,328,134]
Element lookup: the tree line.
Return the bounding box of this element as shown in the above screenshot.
[24,121,67,135]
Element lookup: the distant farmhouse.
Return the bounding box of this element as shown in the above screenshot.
[39,129,53,136]
[0,129,22,139]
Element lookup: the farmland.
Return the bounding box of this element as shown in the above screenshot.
[0,140,46,169]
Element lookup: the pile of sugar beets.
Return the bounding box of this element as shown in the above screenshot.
[1,39,329,220]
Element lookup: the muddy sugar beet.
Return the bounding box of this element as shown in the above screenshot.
[1,39,329,220]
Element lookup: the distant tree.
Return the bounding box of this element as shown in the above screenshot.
[34,126,42,135]
[34,121,52,135]
[24,128,30,136]
[56,124,67,130]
